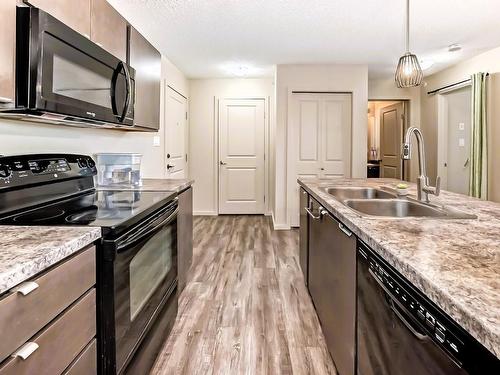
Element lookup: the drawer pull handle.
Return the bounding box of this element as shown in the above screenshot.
[15,281,39,296]
[0,97,13,104]
[338,222,353,237]
[12,342,39,360]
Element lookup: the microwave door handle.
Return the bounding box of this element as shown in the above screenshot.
[110,62,121,117]
[116,206,178,252]
[119,62,132,123]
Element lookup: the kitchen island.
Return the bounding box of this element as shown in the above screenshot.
[299,177,500,363]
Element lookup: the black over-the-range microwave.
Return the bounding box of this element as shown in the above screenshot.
[1,6,138,129]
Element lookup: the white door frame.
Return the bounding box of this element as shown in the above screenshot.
[286,89,353,227]
[215,97,270,215]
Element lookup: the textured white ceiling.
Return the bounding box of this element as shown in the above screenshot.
[109,0,500,79]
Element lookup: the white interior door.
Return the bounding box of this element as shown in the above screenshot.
[165,86,188,178]
[288,93,352,227]
[219,99,265,214]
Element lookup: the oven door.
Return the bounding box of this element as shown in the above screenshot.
[101,199,178,374]
[17,7,135,125]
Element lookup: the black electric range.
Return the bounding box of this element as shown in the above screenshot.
[0,154,179,374]
[0,186,176,236]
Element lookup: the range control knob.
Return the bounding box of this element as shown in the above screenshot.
[87,158,96,168]
[77,159,88,168]
[0,164,12,179]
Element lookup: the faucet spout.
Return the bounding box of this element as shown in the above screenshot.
[401,127,439,202]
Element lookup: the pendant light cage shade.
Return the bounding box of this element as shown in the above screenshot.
[395,52,423,88]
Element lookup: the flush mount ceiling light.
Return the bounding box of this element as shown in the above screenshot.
[395,0,423,88]
[222,63,252,77]
[448,43,462,53]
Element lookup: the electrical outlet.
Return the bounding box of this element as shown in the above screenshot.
[459,123,465,130]
[459,138,465,147]
[153,136,161,147]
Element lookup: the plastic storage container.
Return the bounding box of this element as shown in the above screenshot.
[95,153,143,187]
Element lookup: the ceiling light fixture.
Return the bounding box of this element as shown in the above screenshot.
[223,64,251,77]
[395,0,423,88]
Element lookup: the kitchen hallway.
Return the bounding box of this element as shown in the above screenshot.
[151,216,336,374]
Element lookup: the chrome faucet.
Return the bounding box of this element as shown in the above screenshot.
[402,127,441,202]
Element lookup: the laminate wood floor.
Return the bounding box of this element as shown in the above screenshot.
[151,215,336,375]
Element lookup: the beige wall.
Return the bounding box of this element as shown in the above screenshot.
[420,46,500,202]
[188,78,274,215]
[274,64,368,228]
[0,56,188,179]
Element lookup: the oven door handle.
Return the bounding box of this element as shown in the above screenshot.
[116,205,178,253]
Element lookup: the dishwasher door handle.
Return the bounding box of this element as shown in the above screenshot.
[305,206,325,220]
[389,299,428,341]
[368,269,429,341]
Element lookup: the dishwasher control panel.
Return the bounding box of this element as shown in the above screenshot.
[368,257,465,361]
[358,242,500,374]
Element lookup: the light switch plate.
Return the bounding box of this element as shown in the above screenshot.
[153,135,161,147]
[459,123,465,130]
[459,138,465,147]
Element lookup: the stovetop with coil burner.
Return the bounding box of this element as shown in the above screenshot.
[0,154,176,236]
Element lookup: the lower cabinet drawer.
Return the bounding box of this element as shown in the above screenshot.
[63,339,97,375]
[0,289,96,375]
[0,246,96,363]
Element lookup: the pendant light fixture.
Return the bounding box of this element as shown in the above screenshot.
[395,0,423,88]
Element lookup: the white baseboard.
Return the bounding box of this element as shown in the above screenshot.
[193,211,218,216]
[271,213,291,230]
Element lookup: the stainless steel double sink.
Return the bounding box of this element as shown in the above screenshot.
[320,187,476,219]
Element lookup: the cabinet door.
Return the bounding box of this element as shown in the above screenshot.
[25,0,91,37]
[90,0,127,61]
[128,26,161,130]
[299,187,309,284]
[0,0,16,107]
[308,198,356,375]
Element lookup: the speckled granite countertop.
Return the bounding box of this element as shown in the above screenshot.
[298,177,500,358]
[97,178,194,192]
[0,227,101,295]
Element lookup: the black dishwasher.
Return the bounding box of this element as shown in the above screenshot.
[357,241,500,375]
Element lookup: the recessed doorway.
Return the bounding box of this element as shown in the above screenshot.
[367,100,409,180]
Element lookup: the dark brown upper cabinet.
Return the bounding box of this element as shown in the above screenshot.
[24,0,92,37]
[90,0,127,61]
[128,26,161,131]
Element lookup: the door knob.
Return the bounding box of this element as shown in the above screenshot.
[320,167,325,171]
[220,161,227,165]
[166,164,175,170]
